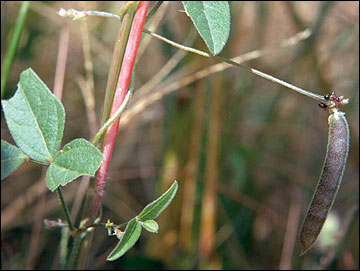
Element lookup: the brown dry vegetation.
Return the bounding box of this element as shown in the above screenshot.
[1,2,358,270]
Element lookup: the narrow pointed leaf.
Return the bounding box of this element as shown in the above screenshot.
[2,68,65,162]
[136,180,178,222]
[106,218,142,261]
[1,140,29,180]
[46,138,103,191]
[182,1,231,55]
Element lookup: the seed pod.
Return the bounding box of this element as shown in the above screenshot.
[299,110,350,256]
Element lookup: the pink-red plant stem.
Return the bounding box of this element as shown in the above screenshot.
[94,1,150,217]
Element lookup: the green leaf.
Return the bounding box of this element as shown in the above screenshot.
[1,140,28,180]
[106,218,142,261]
[182,1,231,55]
[46,138,103,191]
[136,180,178,222]
[2,68,65,162]
[141,220,159,233]
[106,181,178,261]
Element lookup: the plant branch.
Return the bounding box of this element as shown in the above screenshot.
[118,28,316,129]
[93,1,150,219]
[142,28,330,104]
[65,234,83,269]
[58,6,337,104]
[92,87,134,147]
[56,188,75,232]
[58,6,336,104]
[98,3,138,149]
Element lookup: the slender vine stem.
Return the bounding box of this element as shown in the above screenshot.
[61,4,146,269]
[87,10,120,20]
[58,7,338,105]
[142,28,328,104]
[65,234,83,269]
[56,188,75,231]
[98,3,138,149]
[94,0,150,219]
[92,87,134,147]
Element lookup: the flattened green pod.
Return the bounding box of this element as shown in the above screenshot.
[299,110,350,256]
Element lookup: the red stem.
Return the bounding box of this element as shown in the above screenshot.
[94,1,150,215]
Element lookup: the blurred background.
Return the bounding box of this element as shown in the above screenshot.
[1,1,358,270]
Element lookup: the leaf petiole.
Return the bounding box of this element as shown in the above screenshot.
[29,158,51,166]
[57,187,75,232]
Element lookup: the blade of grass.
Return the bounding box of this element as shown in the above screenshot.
[1,1,31,98]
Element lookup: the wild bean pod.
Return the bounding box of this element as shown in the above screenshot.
[299,108,350,256]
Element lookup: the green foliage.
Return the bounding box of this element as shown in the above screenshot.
[1,140,29,180]
[182,1,231,55]
[1,68,103,191]
[107,180,178,261]
[141,220,159,233]
[2,2,357,269]
[2,68,65,162]
[136,180,178,222]
[107,218,142,261]
[46,138,104,191]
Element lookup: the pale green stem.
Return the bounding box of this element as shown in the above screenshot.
[58,7,330,104]
[92,87,134,146]
[86,10,120,20]
[142,28,328,104]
